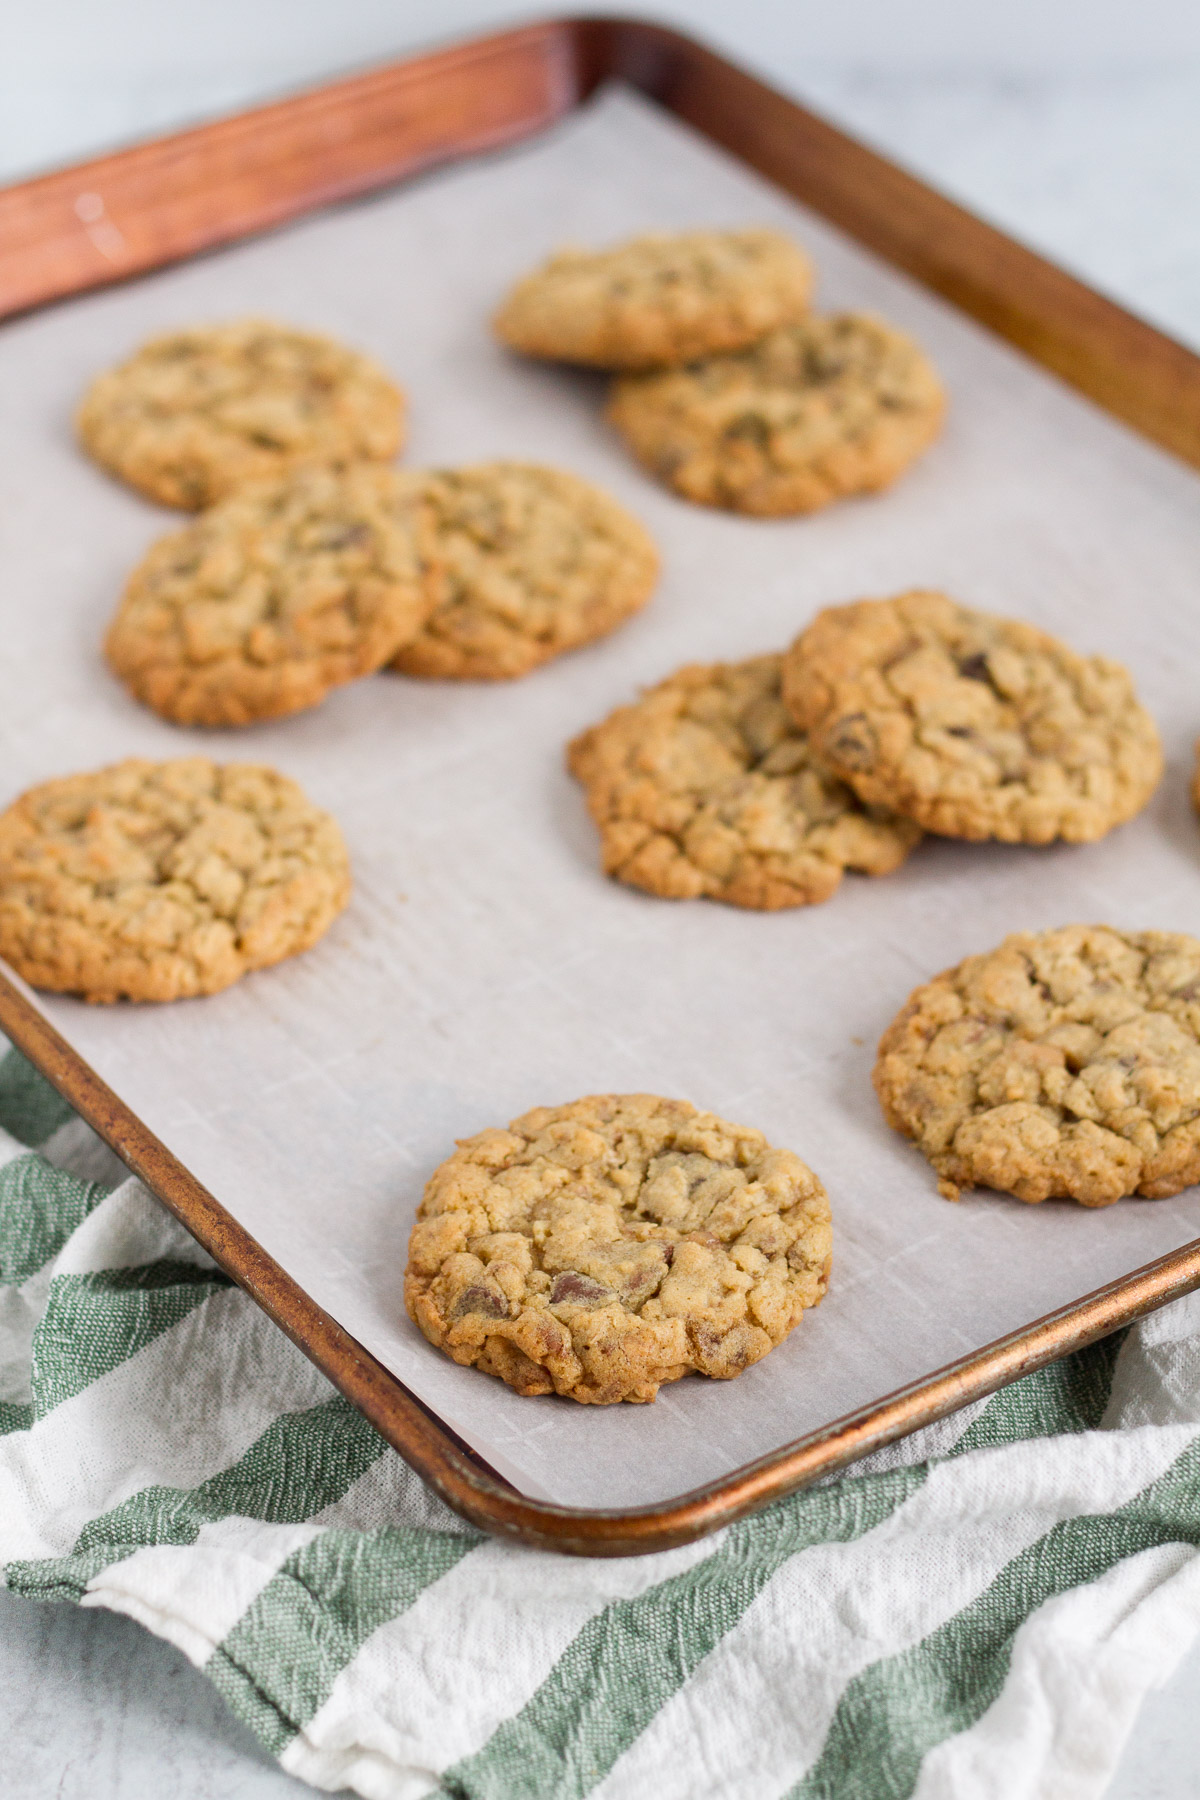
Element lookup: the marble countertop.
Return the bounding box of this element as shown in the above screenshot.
[4,11,1200,1795]
[5,1578,1199,1799]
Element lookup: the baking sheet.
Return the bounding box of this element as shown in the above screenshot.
[3,87,1200,1510]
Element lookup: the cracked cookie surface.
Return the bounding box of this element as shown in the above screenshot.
[607,312,943,515]
[568,653,921,909]
[404,1093,832,1404]
[388,462,658,680]
[493,228,814,370]
[784,591,1162,843]
[106,465,434,727]
[875,926,1200,1205]
[77,319,405,510]
[0,758,350,1003]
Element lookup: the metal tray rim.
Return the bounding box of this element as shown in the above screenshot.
[3,13,1200,1555]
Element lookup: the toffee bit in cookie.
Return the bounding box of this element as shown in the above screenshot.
[0,759,350,1004]
[783,590,1163,844]
[388,462,658,681]
[568,654,921,909]
[106,465,434,728]
[77,319,405,511]
[606,312,944,516]
[874,925,1200,1206]
[404,1093,832,1404]
[493,229,814,371]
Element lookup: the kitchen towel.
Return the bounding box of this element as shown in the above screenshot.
[3,1033,1200,1800]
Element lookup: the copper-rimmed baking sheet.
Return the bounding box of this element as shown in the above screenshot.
[3,22,1200,1552]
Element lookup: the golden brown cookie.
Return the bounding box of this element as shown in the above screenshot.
[568,653,921,909]
[874,926,1200,1206]
[0,759,350,1003]
[405,1093,832,1404]
[783,590,1162,844]
[388,462,658,681]
[77,319,405,510]
[607,312,944,515]
[106,465,433,728]
[493,228,814,370]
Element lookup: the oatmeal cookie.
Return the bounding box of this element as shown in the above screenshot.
[405,1093,832,1404]
[0,759,350,1003]
[607,312,944,515]
[389,462,658,681]
[77,319,404,510]
[106,465,433,728]
[568,653,921,908]
[875,925,1200,1205]
[783,590,1162,843]
[493,228,814,370]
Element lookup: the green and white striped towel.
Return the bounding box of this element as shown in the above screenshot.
[4,1034,1200,1799]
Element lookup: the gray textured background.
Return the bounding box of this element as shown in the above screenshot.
[4,2,1200,1792]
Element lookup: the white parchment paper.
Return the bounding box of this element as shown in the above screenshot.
[3,89,1200,1509]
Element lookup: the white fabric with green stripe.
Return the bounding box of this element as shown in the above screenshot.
[3,1034,1200,1800]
